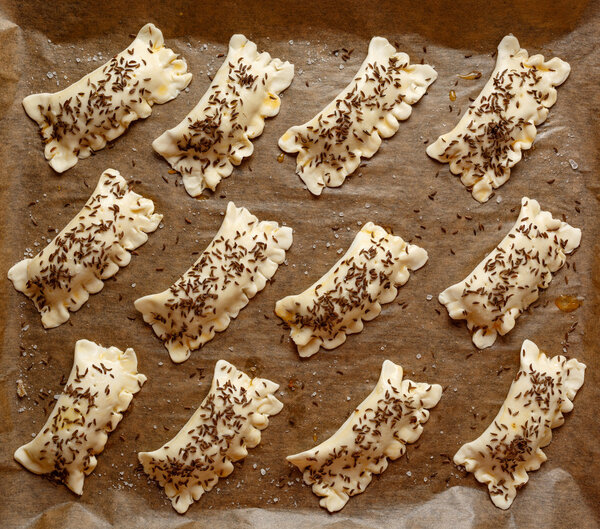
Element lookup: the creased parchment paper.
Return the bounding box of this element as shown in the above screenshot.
[0,1,598,528]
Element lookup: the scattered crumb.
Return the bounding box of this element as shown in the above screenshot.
[16,379,27,398]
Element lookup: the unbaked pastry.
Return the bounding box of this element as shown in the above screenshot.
[14,339,146,495]
[23,23,192,173]
[279,37,437,195]
[138,360,282,513]
[426,35,570,202]
[153,34,294,197]
[287,360,442,512]
[439,197,580,349]
[135,202,292,363]
[454,339,585,509]
[8,169,162,328]
[275,223,427,357]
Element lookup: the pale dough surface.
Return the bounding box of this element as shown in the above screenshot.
[138,360,283,513]
[135,202,293,363]
[287,360,442,512]
[454,339,585,509]
[275,222,427,357]
[427,35,570,202]
[14,339,146,495]
[439,197,580,348]
[23,23,192,172]
[8,168,162,328]
[279,36,437,195]
[153,34,294,197]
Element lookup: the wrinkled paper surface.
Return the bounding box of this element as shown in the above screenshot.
[0,1,598,528]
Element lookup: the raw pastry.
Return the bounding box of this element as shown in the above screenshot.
[152,35,294,197]
[279,37,437,195]
[8,169,162,328]
[275,222,427,357]
[14,339,146,495]
[454,339,585,509]
[138,360,282,513]
[426,35,570,202]
[439,197,580,349]
[287,360,442,512]
[135,202,292,363]
[23,23,192,173]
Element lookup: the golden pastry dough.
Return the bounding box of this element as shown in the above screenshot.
[439,197,580,349]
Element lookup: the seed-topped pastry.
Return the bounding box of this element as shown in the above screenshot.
[8,169,162,328]
[275,223,427,357]
[153,35,294,197]
[426,35,570,202]
[14,340,146,495]
[454,339,585,509]
[279,37,437,195]
[439,197,580,349]
[138,360,282,513]
[287,360,442,512]
[23,24,192,173]
[135,202,293,363]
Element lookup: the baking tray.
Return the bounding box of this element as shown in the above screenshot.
[0,1,598,527]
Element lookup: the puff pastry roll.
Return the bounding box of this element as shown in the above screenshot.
[14,339,146,495]
[287,360,442,512]
[139,360,282,513]
[275,222,427,357]
[454,339,585,509]
[279,37,436,195]
[135,202,292,363]
[8,169,162,329]
[153,35,294,197]
[439,197,580,349]
[426,35,570,202]
[23,24,191,173]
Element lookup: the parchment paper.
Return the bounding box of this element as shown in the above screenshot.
[0,1,598,528]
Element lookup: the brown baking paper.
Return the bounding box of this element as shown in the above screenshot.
[0,1,598,527]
